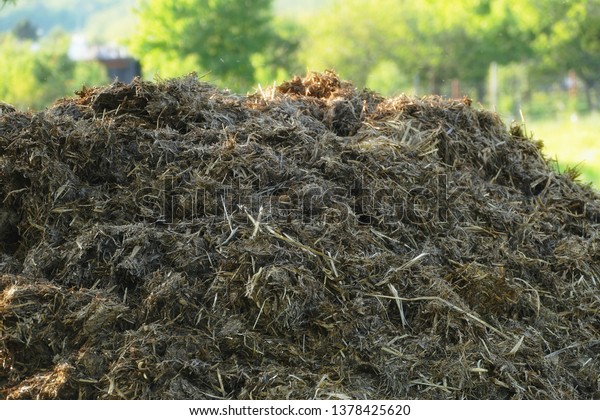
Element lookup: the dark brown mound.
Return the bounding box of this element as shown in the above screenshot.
[1,72,599,399]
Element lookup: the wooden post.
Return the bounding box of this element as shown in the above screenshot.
[488,61,498,110]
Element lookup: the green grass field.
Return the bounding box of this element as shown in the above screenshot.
[526,113,600,190]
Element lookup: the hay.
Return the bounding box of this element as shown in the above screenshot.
[1,71,599,399]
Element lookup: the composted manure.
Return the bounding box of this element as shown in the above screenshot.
[1,71,599,399]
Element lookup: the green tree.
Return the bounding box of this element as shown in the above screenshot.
[300,0,405,89]
[534,0,600,111]
[301,0,535,100]
[414,0,536,97]
[130,0,293,90]
[252,16,305,85]
[0,32,108,110]
[12,19,38,41]
[0,34,38,108]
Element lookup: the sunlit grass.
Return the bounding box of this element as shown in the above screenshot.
[527,113,600,189]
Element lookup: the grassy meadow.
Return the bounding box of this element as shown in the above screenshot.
[527,113,600,190]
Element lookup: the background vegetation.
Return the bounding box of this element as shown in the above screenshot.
[1,0,598,186]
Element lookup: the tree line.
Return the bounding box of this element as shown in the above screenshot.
[130,0,600,117]
[2,0,600,117]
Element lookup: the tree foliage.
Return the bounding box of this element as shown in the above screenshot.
[12,19,38,41]
[0,32,108,109]
[4,0,600,115]
[302,0,538,99]
[535,1,600,83]
[130,0,298,90]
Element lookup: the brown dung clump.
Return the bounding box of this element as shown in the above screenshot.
[1,71,599,399]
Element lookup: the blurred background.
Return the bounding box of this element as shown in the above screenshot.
[1,0,598,187]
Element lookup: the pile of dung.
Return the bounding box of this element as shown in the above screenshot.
[1,71,599,400]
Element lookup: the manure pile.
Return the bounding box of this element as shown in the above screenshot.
[1,71,599,399]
